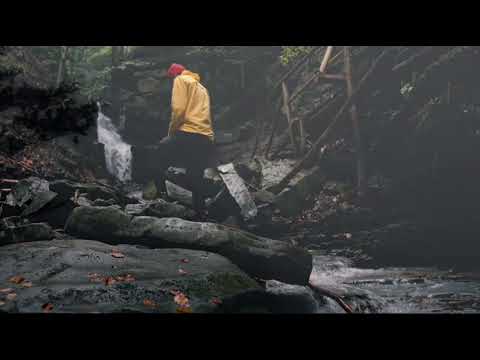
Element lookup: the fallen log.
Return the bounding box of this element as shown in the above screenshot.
[65,206,313,285]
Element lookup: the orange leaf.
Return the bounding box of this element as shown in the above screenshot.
[0,288,14,293]
[6,293,17,301]
[143,299,156,307]
[42,303,54,313]
[211,298,222,305]
[21,281,33,288]
[104,276,116,286]
[111,251,125,259]
[9,276,25,284]
[181,258,190,263]
[178,268,188,275]
[176,305,192,313]
[174,292,190,307]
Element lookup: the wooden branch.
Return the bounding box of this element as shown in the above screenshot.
[308,283,354,313]
[282,82,299,154]
[317,73,346,81]
[320,46,334,73]
[273,46,323,91]
[267,49,391,195]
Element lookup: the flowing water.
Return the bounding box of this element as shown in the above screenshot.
[96,110,132,182]
[310,254,480,313]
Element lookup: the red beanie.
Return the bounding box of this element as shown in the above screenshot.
[167,63,185,78]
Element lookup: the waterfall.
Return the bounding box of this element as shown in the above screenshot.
[96,109,132,182]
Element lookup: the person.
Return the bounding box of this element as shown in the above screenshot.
[155,63,215,218]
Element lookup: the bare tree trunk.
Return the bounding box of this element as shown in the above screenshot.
[56,46,69,88]
[344,46,367,197]
[111,46,121,123]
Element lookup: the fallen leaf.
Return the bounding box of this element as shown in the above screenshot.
[9,276,25,284]
[174,292,190,307]
[104,277,117,286]
[176,305,192,313]
[181,258,190,263]
[178,268,188,275]
[211,298,222,305]
[42,303,53,313]
[6,293,17,301]
[88,273,104,283]
[111,251,125,259]
[124,274,136,282]
[21,281,33,288]
[143,299,156,307]
[0,288,14,293]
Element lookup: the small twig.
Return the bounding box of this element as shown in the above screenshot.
[308,282,354,314]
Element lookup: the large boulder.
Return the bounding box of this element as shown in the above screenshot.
[0,218,54,245]
[0,239,261,313]
[65,206,313,285]
[125,199,195,220]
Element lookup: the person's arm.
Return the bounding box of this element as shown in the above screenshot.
[168,77,188,136]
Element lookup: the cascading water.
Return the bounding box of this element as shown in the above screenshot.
[96,108,132,182]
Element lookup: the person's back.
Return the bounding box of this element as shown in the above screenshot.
[169,69,214,141]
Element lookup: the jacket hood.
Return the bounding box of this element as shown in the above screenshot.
[182,70,201,82]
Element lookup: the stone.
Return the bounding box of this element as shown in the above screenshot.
[125,199,195,220]
[49,179,120,203]
[0,239,261,313]
[0,221,54,245]
[217,163,257,221]
[142,180,158,201]
[65,206,313,285]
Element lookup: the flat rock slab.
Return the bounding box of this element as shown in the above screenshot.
[125,199,195,220]
[0,239,260,313]
[65,206,312,285]
[217,163,257,221]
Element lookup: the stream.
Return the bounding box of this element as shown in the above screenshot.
[95,109,480,314]
[310,254,480,313]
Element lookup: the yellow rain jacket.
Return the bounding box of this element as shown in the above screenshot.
[168,70,214,141]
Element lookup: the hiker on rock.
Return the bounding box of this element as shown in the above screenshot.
[155,63,215,218]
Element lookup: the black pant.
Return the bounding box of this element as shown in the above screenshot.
[155,131,214,213]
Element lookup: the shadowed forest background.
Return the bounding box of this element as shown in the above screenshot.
[2,46,480,314]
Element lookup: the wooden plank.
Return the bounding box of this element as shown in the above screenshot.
[320,46,334,73]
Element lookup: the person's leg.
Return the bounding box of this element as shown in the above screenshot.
[155,135,178,194]
[184,134,212,216]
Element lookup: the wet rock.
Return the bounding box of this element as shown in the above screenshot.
[0,239,261,313]
[49,179,120,203]
[142,180,158,201]
[65,206,313,285]
[125,199,195,220]
[166,181,192,207]
[92,198,117,207]
[5,177,49,208]
[21,190,58,217]
[254,190,276,205]
[272,166,325,217]
[0,221,54,245]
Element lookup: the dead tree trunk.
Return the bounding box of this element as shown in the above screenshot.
[344,46,367,197]
[111,46,121,123]
[56,46,69,88]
